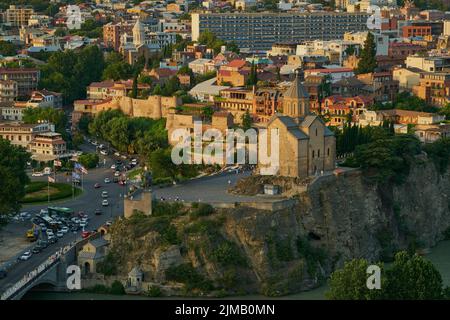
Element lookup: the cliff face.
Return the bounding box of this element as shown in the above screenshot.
[107,158,450,296]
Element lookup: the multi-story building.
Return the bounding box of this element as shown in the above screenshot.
[0,102,26,121]
[0,68,40,98]
[26,90,63,108]
[87,80,151,100]
[217,59,250,86]
[0,121,54,149]
[5,5,34,27]
[406,56,450,73]
[413,72,450,107]
[388,42,427,65]
[103,22,134,52]
[29,132,67,159]
[402,25,432,38]
[0,80,18,102]
[357,72,399,102]
[191,12,369,50]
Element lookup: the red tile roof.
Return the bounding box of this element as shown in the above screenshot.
[227,59,246,69]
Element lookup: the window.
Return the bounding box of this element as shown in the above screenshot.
[312,150,315,158]
[327,148,330,156]
[318,149,320,157]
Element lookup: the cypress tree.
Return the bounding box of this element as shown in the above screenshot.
[356,32,377,74]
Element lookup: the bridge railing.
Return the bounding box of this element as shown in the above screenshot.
[1,241,76,300]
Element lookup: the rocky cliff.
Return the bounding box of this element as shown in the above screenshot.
[104,156,450,296]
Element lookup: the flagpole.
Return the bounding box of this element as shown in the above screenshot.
[72,171,74,200]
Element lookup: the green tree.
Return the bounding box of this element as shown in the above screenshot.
[241,111,253,130]
[356,32,377,74]
[246,61,258,86]
[77,153,99,169]
[0,41,19,56]
[22,107,68,139]
[326,259,384,300]
[39,45,105,104]
[131,73,138,98]
[149,148,176,179]
[439,103,450,120]
[384,252,444,300]
[0,138,30,217]
[327,252,445,300]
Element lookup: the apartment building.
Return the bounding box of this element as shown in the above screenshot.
[29,132,67,159]
[0,80,18,102]
[0,68,40,98]
[406,56,450,73]
[413,72,450,107]
[103,22,134,51]
[0,102,26,121]
[0,121,54,149]
[191,12,369,50]
[402,25,431,38]
[6,5,34,27]
[87,80,151,100]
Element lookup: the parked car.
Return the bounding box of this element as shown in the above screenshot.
[131,159,138,165]
[102,199,109,207]
[19,251,32,261]
[100,150,108,156]
[80,222,87,228]
[56,231,64,238]
[48,236,57,244]
[101,191,108,198]
[32,172,44,177]
[71,217,80,224]
[104,178,111,184]
[95,209,102,216]
[20,212,31,220]
[32,247,41,254]
[0,269,7,279]
[114,171,120,177]
[61,226,69,234]
[105,221,112,226]
[94,183,101,189]
[110,164,116,170]
[114,152,120,157]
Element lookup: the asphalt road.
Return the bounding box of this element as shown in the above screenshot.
[0,143,127,294]
[0,142,273,295]
[152,170,262,203]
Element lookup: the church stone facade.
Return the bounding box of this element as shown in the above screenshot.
[262,75,336,178]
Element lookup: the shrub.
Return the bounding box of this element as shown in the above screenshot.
[146,285,163,297]
[110,280,125,295]
[96,252,118,276]
[296,236,327,277]
[21,183,82,203]
[165,263,214,291]
[211,241,247,267]
[190,203,214,219]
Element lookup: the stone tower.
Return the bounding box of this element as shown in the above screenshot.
[282,73,309,120]
[133,19,145,47]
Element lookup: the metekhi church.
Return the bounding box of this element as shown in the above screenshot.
[261,74,336,178]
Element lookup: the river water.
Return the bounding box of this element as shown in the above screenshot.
[23,240,450,300]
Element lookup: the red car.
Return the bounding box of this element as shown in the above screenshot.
[81,231,91,239]
[94,183,101,188]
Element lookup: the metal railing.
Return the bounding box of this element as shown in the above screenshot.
[0,241,76,300]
